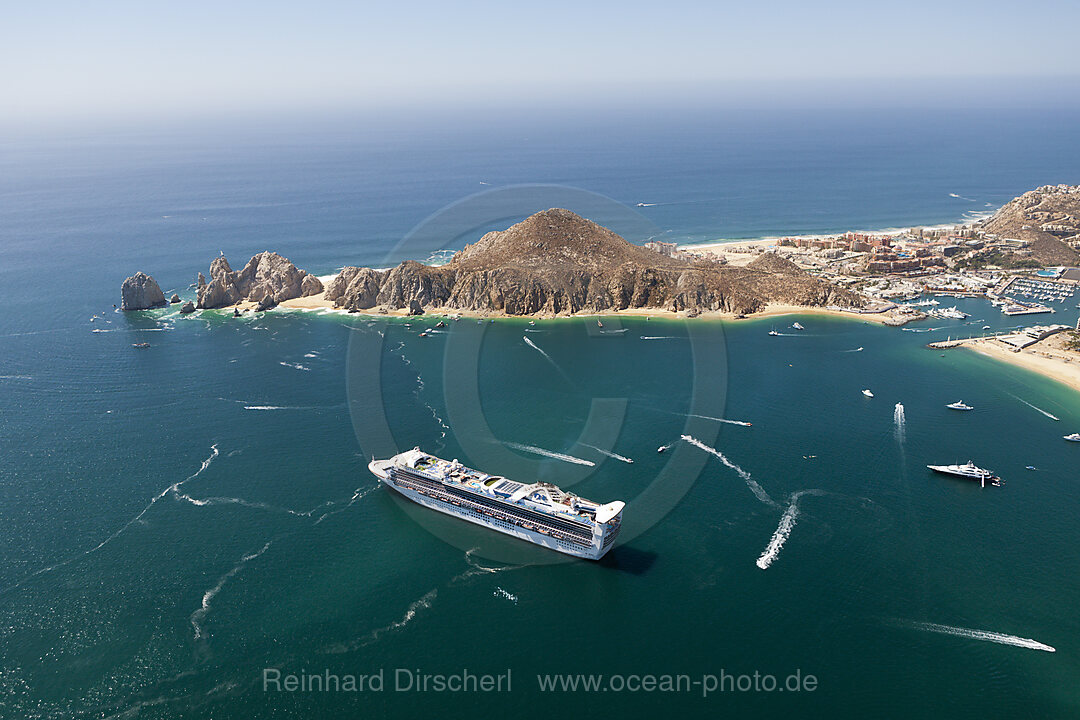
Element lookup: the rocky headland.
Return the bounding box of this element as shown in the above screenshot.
[195,251,324,310]
[323,209,861,317]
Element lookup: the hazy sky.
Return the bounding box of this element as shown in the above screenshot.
[3,0,1079,123]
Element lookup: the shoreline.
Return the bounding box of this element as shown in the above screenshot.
[230,293,900,326]
[960,337,1080,395]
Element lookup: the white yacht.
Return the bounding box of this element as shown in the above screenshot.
[369,448,623,560]
[1065,433,1080,442]
[862,389,874,398]
[927,461,1000,487]
[947,401,974,411]
[792,322,805,331]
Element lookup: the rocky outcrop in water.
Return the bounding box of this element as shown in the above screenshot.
[195,252,323,309]
[324,209,862,316]
[179,301,196,314]
[120,272,167,311]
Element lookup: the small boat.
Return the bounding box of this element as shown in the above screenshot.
[862,389,874,398]
[597,319,604,328]
[1065,433,1080,442]
[982,325,991,330]
[418,332,428,338]
[132,342,151,349]
[792,322,805,331]
[927,461,1001,487]
[946,401,973,411]
[657,445,667,454]
[435,321,446,328]
[1026,466,1037,471]
[768,328,780,336]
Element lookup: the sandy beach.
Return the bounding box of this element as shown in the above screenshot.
[962,336,1080,394]
[229,292,900,327]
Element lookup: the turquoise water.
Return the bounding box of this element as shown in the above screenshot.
[2,110,1080,718]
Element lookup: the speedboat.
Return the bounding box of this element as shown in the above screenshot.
[862,389,874,398]
[947,401,974,411]
[1065,433,1080,442]
[792,322,805,331]
[657,445,667,454]
[768,329,780,336]
[927,461,1000,487]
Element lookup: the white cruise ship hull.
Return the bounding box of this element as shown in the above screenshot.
[370,459,619,560]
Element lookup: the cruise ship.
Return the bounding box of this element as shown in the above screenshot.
[369,448,624,560]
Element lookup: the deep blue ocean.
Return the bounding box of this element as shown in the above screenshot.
[2,108,1080,718]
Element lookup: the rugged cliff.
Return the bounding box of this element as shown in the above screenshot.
[196,252,324,309]
[120,272,167,311]
[980,185,1080,266]
[326,209,861,316]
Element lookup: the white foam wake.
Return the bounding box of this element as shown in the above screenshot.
[684,412,753,427]
[494,587,518,604]
[906,621,1055,652]
[755,490,824,569]
[191,542,271,640]
[841,347,864,352]
[639,336,681,340]
[681,435,777,507]
[313,486,379,525]
[333,589,439,651]
[893,403,906,443]
[949,192,976,202]
[581,443,634,464]
[1012,395,1059,421]
[522,336,573,384]
[279,361,311,371]
[0,375,33,380]
[2,445,221,595]
[504,441,595,467]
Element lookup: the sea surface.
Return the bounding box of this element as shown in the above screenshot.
[2,109,1080,718]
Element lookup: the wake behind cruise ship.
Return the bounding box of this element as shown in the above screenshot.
[369,448,624,560]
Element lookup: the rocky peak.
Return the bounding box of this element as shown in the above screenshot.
[120,271,167,311]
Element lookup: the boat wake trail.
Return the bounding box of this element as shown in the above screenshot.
[903,620,1055,652]
[1,444,221,595]
[841,347,864,352]
[680,435,778,507]
[313,486,379,525]
[581,443,634,464]
[494,587,519,604]
[893,403,906,444]
[639,336,682,340]
[191,542,272,642]
[522,336,574,385]
[684,412,753,427]
[327,589,439,653]
[1011,395,1060,421]
[279,361,311,372]
[504,441,595,467]
[949,192,977,202]
[755,490,824,569]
